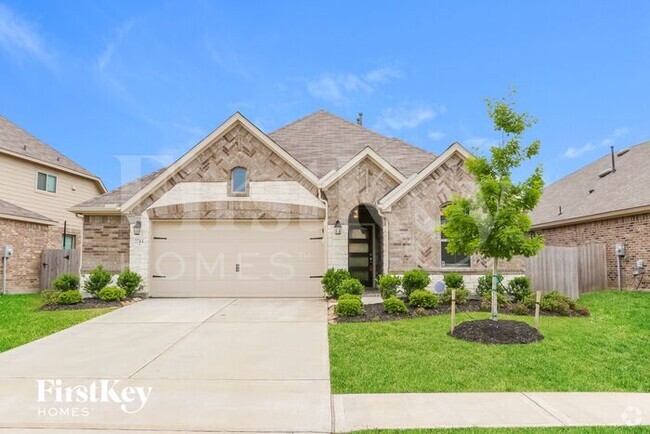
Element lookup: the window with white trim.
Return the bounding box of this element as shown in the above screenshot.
[37,172,57,193]
[231,167,247,193]
[440,204,470,268]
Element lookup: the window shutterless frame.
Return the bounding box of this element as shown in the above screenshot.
[36,171,57,193]
[440,204,470,268]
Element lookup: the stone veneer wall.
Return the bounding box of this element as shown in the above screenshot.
[0,218,59,293]
[539,212,650,289]
[82,215,130,273]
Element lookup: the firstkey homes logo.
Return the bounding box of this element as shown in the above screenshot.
[36,379,153,417]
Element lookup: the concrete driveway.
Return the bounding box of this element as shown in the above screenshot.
[0,298,332,433]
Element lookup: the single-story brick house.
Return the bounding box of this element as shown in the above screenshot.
[0,116,106,293]
[72,110,522,297]
[531,141,650,290]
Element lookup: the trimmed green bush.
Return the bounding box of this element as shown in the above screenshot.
[443,272,464,290]
[511,302,530,316]
[58,290,82,305]
[83,265,112,297]
[98,286,126,302]
[476,273,505,298]
[116,269,142,298]
[321,268,352,297]
[41,289,61,306]
[479,292,508,311]
[335,294,364,317]
[377,274,401,299]
[440,286,469,305]
[401,269,430,296]
[383,296,408,314]
[409,289,439,309]
[506,276,532,302]
[540,291,572,316]
[51,273,79,292]
[338,278,365,296]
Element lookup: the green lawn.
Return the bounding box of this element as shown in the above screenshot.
[0,294,114,352]
[329,291,650,393]
[352,427,649,434]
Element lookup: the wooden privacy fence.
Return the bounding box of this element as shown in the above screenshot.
[40,249,81,290]
[525,244,607,299]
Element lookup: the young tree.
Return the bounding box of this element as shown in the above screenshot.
[441,91,544,320]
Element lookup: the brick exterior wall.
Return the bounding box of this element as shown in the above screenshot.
[539,212,650,289]
[0,218,59,293]
[82,215,130,273]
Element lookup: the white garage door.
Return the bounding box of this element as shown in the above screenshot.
[149,220,325,297]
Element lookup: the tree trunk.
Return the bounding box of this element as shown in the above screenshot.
[491,257,499,321]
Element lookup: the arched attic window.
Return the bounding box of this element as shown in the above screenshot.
[440,202,470,268]
[231,167,248,195]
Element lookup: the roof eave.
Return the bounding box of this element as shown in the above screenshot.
[532,204,650,230]
[0,148,107,193]
[0,212,57,225]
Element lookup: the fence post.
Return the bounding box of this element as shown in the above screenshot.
[534,290,541,329]
[450,289,456,333]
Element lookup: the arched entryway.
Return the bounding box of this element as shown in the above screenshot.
[348,204,383,288]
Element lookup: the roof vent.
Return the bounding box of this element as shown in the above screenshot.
[558,206,563,215]
[589,189,595,194]
[23,145,26,150]
[617,148,630,157]
[356,112,363,126]
[598,168,613,178]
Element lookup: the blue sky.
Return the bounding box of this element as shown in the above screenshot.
[1,0,649,190]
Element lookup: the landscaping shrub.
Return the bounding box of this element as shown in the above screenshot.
[58,290,82,305]
[116,269,142,298]
[573,305,590,316]
[338,278,365,296]
[377,274,401,299]
[540,291,572,316]
[440,286,469,305]
[98,286,126,302]
[506,276,532,302]
[401,269,430,296]
[383,296,408,314]
[511,302,530,316]
[51,273,80,292]
[321,268,352,297]
[443,272,464,290]
[479,292,508,311]
[476,273,505,298]
[335,294,364,316]
[83,265,112,297]
[41,290,60,306]
[409,290,439,309]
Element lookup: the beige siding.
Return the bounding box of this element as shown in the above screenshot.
[0,153,103,239]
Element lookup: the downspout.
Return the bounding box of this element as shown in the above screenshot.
[317,188,329,273]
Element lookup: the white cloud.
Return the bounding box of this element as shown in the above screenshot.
[306,67,401,104]
[563,127,629,159]
[376,104,445,130]
[0,3,53,64]
[427,130,445,141]
[95,20,134,73]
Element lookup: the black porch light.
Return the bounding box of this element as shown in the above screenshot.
[133,220,142,236]
[334,220,342,236]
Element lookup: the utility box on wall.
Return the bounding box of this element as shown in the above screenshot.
[2,246,13,258]
[615,243,625,257]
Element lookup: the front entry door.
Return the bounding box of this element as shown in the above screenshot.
[348,224,374,287]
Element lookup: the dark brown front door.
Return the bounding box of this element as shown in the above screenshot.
[348,224,374,287]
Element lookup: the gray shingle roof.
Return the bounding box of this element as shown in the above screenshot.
[0,115,99,180]
[72,168,166,209]
[269,110,436,178]
[0,199,55,224]
[531,141,650,227]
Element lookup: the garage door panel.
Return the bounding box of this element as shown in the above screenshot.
[150,220,324,297]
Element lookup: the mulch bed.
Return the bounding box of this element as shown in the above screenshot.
[40,297,142,311]
[449,319,544,344]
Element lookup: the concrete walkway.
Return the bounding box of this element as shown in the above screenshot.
[333,392,650,432]
[0,298,332,433]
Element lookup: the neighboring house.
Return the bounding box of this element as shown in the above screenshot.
[531,142,650,290]
[0,116,106,293]
[71,110,522,297]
